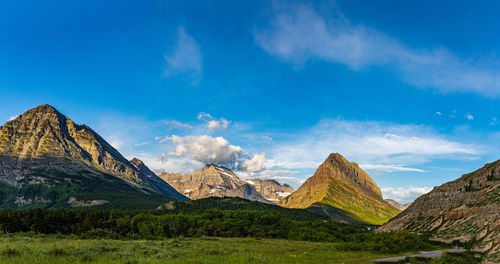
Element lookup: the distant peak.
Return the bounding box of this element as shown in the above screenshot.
[206,163,230,170]
[130,158,144,166]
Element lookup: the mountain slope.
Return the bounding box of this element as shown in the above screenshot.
[130,158,189,201]
[379,159,500,261]
[245,179,294,203]
[279,153,400,225]
[159,164,270,203]
[0,104,181,208]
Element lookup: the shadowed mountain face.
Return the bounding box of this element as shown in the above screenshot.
[379,159,500,262]
[0,104,182,208]
[130,158,189,201]
[159,164,271,203]
[279,153,400,225]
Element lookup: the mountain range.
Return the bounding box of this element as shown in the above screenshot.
[159,164,293,203]
[2,104,498,261]
[0,104,295,208]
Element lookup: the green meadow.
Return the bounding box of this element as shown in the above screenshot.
[0,235,396,264]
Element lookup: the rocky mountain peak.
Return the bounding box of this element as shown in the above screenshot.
[315,153,382,199]
[280,153,399,225]
[327,152,348,163]
[0,104,138,184]
[29,104,59,114]
[0,105,189,208]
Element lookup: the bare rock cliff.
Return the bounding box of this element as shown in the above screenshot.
[379,159,500,262]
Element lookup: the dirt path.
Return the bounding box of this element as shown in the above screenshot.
[373,248,466,262]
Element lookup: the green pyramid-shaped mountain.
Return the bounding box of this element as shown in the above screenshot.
[280,153,400,225]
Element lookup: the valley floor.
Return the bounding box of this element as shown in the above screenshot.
[0,235,404,264]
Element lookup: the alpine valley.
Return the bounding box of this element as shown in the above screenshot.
[0,104,498,263]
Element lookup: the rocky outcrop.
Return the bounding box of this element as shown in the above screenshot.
[245,179,294,203]
[379,159,500,262]
[159,164,270,203]
[0,104,185,208]
[385,199,410,211]
[279,153,400,225]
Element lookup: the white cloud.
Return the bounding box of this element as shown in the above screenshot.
[158,153,167,163]
[164,120,193,130]
[207,118,230,130]
[164,26,202,84]
[238,169,305,187]
[207,120,220,129]
[135,152,204,175]
[8,115,18,121]
[160,135,246,168]
[238,152,267,172]
[195,112,231,131]
[465,113,474,120]
[158,135,270,173]
[266,119,480,172]
[197,112,213,120]
[381,186,433,204]
[360,164,424,172]
[133,141,152,147]
[221,118,230,129]
[254,3,500,97]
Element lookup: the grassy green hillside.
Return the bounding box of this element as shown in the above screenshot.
[0,168,170,210]
[320,179,401,225]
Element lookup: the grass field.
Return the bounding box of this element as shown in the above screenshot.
[0,235,403,264]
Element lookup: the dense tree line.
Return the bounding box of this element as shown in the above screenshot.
[159,197,330,221]
[0,208,440,254]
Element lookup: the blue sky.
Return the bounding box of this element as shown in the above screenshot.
[2,0,500,203]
